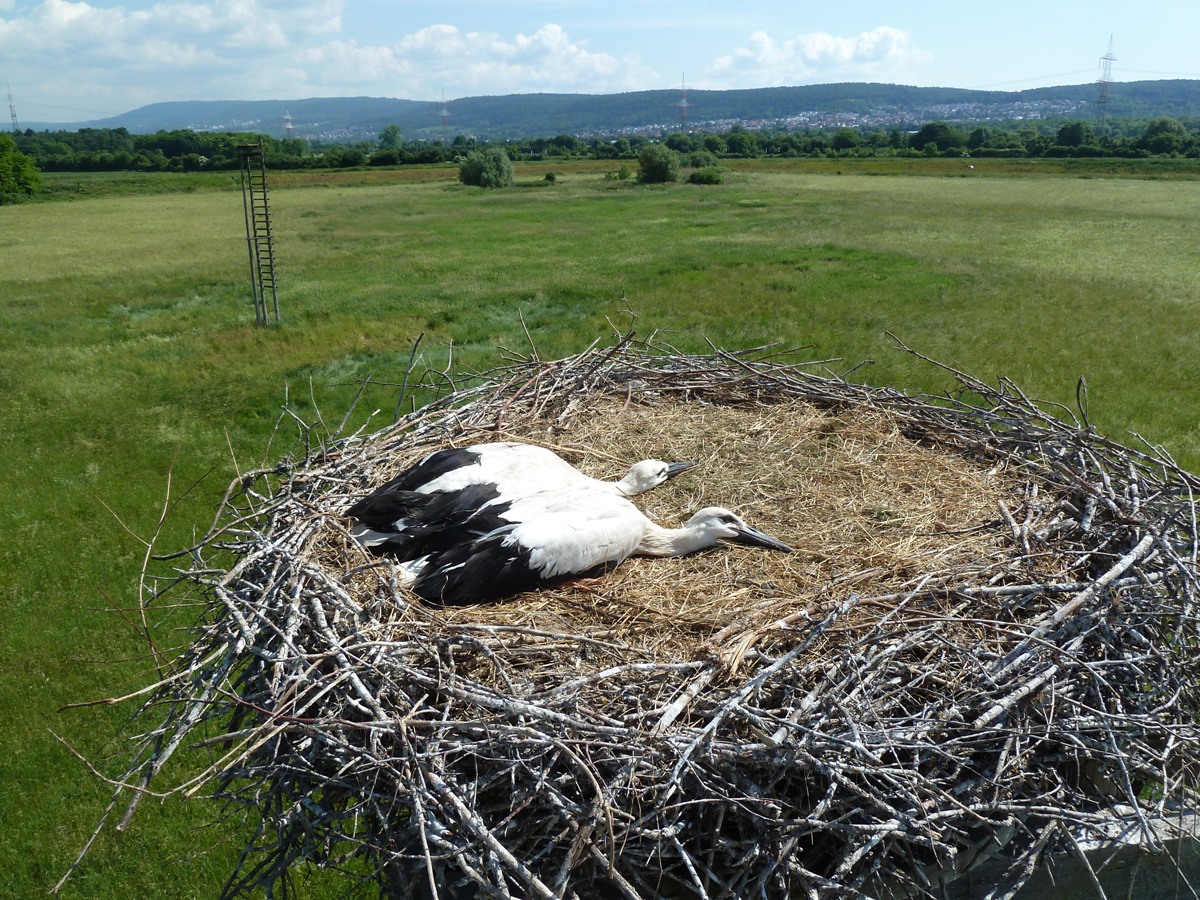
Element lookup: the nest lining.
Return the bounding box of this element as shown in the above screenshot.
[341,398,1024,670]
[75,339,1200,900]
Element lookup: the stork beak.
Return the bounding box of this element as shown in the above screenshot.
[665,461,697,479]
[731,524,794,553]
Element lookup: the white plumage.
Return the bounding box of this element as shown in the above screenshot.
[349,481,793,606]
[363,441,694,500]
[347,442,694,547]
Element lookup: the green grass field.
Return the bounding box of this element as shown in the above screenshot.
[3,159,1199,897]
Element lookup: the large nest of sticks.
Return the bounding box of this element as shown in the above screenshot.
[94,338,1200,899]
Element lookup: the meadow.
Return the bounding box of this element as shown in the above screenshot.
[2,158,1199,898]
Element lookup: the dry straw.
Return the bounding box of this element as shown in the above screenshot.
[65,336,1200,899]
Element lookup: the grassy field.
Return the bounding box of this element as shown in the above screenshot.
[3,159,1200,898]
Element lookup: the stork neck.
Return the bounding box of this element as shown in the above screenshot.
[636,522,713,557]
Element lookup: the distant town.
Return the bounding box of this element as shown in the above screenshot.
[22,80,1196,143]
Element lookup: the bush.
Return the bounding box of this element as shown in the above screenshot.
[369,148,401,166]
[458,148,514,188]
[688,166,724,185]
[0,133,42,203]
[687,150,720,169]
[636,144,680,184]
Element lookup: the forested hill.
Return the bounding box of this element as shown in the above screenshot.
[28,80,1200,140]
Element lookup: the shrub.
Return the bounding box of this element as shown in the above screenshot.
[0,133,42,203]
[636,144,680,184]
[687,150,720,169]
[688,166,725,185]
[458,148,514,188]
[369,148,401,166]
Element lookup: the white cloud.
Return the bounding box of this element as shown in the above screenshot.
[1,2,655,118]
[712,26,931,85]
[284,22,654,99]
[294,38,411,85]
[1,0,351,113]
[382,23,653,96]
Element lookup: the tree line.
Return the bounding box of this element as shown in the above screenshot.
[2,115,1197,201]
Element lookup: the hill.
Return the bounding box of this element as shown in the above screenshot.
[25,80,1200,141]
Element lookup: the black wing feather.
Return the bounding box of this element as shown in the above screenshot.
[354,447,482,503]
[345,488,432,528]
[412,531,617,605]
[350,482,512,562]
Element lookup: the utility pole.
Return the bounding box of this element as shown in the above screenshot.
[437,90,451,141]
[7,85,18,133]
[1096,36,1116,128]
[675,73,690,130]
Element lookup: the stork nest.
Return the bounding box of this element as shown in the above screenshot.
[78,337,1200,899]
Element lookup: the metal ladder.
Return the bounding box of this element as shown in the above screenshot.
[238,142,280,325]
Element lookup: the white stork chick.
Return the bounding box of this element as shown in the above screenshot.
[352,485,793,605]
[358,441,694,499]
[346,442,694,544]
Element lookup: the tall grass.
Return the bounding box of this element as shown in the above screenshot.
[3,161,1198,897]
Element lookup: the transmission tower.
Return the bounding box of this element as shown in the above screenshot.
[281,106,294,139]
[675,73,690,129]
[437,90,451,141]
[1095,36,1116,127]
[7,84,18,133]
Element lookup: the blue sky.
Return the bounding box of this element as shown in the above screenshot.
[2,0,1198,124]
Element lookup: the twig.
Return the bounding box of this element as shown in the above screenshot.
[59,335,1200,900]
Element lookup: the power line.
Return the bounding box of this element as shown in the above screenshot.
[966,60,1196,95]
[964,68,1099,89]
[11,98,121,116]
[1120,67,1200,78]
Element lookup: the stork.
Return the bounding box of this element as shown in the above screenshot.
[358,441,694,498]
[346,442,695,538]
[349,484,793,605]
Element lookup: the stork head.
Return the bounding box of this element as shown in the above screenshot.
[616,459,696,496]
[685,507,794,553]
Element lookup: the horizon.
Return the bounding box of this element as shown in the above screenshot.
[18,76,1198,132]
[4,1,1199,128]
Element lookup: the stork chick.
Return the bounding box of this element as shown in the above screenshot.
[351,484,792,605]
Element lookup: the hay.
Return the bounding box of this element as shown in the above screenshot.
[69,337,1200,899]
